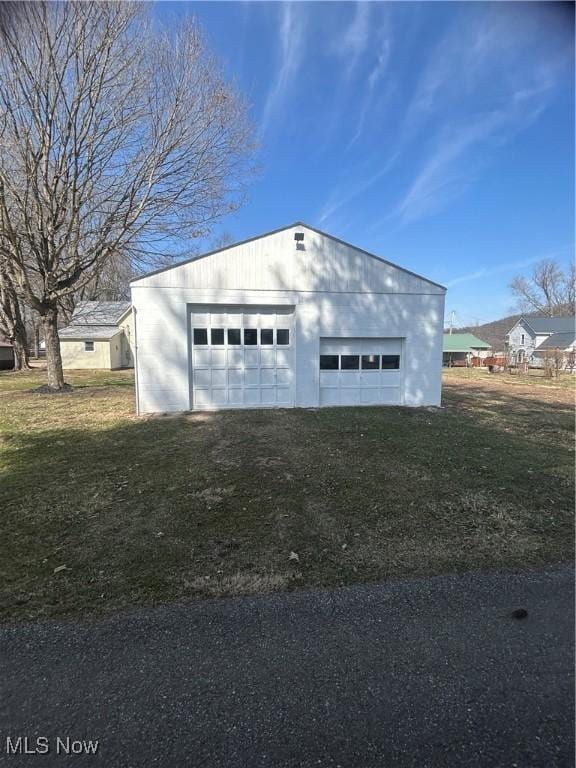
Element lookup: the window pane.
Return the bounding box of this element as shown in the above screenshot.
[244,328,257,345]
[362,355,379,370]
[211,328,224,345]
[341,355,360,370]
[193,328,208,345]
[320,355,339,370]
[381,355,400,369]
[85,341,94,352]
[277,329,289,345]
[260,329,274,345]
[227,328,241,345]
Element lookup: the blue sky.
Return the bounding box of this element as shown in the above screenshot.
[156,1,574,327]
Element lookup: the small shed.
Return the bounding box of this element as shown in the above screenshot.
[0,338,15,370]
[59,301,134,370]
[443,333,491,367]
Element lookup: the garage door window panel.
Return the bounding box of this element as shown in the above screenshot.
[362,355,379,370]
[228,329,241,345]
[341,355,360,370]
[211,329,224,345]
[277,329,290,345]
[244,329,258,345]
[193,328,208,345]
[382,355,400,370]
[261,329,274,345]
[320,355,339,370]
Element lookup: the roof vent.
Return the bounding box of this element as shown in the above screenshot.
[294,231,305,250]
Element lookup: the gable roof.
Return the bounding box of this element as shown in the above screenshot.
[130,222,446,291]
[535,331,576,351]
[443,333,491,352]
[512,316,575,335]
[71,301,131,326]
[59,325,122,340]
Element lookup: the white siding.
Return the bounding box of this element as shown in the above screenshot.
[135,226,443,296]
[131,225,445,414]
[507,322,549,365]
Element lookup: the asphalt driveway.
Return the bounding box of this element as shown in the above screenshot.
[1,566,574,767]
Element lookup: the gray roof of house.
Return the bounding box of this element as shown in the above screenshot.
[70,301,131,326]
[522,316,575,334]
[535,331,576,351]
[59,325,122,341]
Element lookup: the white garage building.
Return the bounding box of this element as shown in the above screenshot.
[130,223,445,414]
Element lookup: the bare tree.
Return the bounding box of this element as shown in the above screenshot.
[510,259,575,317]
[540,348,567,378]
[0,2,255,389]
[209,231,235,251]
[58,251,139,323]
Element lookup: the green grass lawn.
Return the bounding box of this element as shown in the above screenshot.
[0,367,573,623]
[444,365,576,390]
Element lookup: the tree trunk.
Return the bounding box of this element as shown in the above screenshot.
[42,305,66,389]
[33,322,40,358]
[0,279,31,370]
[11,325,30,370]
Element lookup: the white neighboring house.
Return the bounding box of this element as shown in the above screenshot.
[506,316,576,367]
[59,301,134,370]
[130,222,446,414]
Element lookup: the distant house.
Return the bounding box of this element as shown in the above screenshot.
[505,316,576,367]
[443,333,491,367]
[59,301,134,370]
[0,338,15,370]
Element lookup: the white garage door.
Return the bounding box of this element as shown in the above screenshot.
[319,338,403,406]
[190,305,294,409]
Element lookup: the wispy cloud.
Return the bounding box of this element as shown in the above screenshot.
[445,246,573,288]
[341,3,372,81]
[445,257,542,288]
[348,34,391,148]
[318,151,399,227]
[391,92,551,225]
[385,5,569,226]
[260,4,306,134]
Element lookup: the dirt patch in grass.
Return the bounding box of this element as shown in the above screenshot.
[0,368,573,623]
